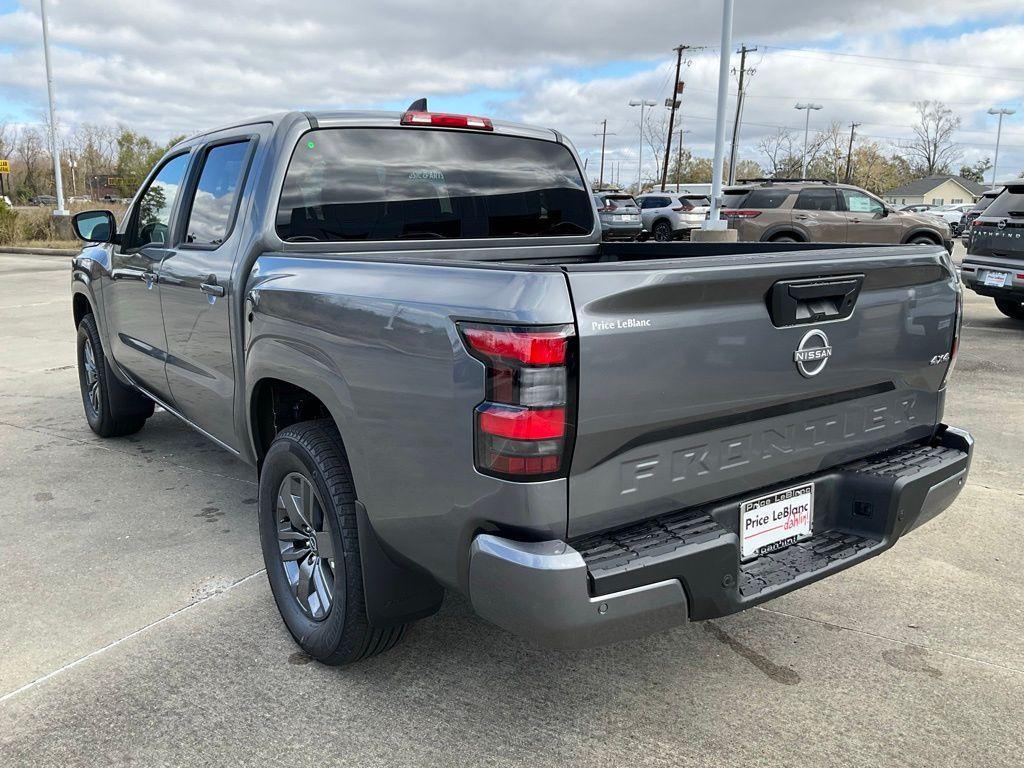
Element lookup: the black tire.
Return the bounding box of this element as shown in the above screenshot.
[908,235,939,245]
[259,420,406,665]
[770,234,798,243]
[995,298,1024,321]
[76,313,153,437]
[652,221,673,242]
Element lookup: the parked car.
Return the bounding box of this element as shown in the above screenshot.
[636,192,711,241]
[901,203,937,213]
[720,179,952,250]
[927,203,974,234]
[961,181,1024,321]
[593,192,642,240]
[960,190,1002,244]
[69,107,972,665]
[29,195,57,206]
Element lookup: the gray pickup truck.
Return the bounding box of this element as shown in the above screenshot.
[70,107,973,665]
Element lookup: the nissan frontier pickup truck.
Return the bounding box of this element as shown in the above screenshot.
[70,105,973,665]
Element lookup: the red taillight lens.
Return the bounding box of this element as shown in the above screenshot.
[401,111,494,131]
[721,209,761,218]
[462,325,569,365]
[460,323,575,480]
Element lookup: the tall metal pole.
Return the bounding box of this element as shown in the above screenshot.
[727,44,755,186]
[629,99,655,193]
[706,0,735,228]
[39,0,67,216]
[660,45,686,192]
[598,120,608,188]
[988,107,1016,189]
[844,122,860,183]
[795,103,822,179]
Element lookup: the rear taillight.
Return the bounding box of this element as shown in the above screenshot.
[597,202,617,213]
[401,111,494,131]
[941,280,963,389]
[460,323,575,480]
[721,209,761,219]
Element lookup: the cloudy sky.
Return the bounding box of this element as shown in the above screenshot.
[2,0,1024,184]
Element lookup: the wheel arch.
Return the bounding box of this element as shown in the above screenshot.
[902,227,943,245]
[761,225,807,242]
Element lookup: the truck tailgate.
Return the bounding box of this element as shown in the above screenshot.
[563,247,958,537]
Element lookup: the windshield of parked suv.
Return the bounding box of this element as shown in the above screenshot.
[277,128,593,241]
[970,194,999,213]
[980,186,1024,219]
[681,195,711,207]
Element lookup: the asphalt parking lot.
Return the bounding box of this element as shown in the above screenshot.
[0,247,1021,767]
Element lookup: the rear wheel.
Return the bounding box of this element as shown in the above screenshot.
[652,221,673,242]
[769,234,798,243]
[995,298,1024,321]
[259,420,406,665]
[76,313,153,437]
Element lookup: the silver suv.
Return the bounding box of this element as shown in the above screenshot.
[637,192,710,241]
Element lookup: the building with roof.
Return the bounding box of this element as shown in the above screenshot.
[883,175,988,207]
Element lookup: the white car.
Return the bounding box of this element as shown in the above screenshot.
[926,204,973,233]
[636,192,711,241]
[1,195,12,208]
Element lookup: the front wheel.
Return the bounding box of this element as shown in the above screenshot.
[995,298,1024,321]
[258,420,406,665]
[908,235,939,245]
[76,314,153,437]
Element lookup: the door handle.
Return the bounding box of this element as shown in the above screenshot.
[200,282,225,298]
[793,214,809,220]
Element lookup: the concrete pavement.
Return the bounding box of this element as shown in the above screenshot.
[0,250,1021,767]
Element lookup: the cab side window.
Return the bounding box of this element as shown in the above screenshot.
[184,141,252,246]
[124,153,190,250]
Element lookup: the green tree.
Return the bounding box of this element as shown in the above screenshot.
[959,158,992,184]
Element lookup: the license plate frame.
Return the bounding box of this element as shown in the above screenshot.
[984,270,1010,287]
[739,482,815,561]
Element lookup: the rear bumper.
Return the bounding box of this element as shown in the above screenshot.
[961,259,1024,299]
[468,426,972,649]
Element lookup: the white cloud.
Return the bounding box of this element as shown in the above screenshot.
[1,0,1023,177]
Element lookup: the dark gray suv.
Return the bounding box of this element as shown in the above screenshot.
[961,182,1024,321]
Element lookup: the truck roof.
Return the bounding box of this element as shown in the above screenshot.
[174,109,560,149]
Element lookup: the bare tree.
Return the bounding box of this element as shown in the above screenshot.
[757,128,801,178]
[905,101,961,176]
[16,127,47,196]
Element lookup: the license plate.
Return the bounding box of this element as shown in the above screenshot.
[740,483,814,561]
[617,214,636,222]
[984,270,1010,287]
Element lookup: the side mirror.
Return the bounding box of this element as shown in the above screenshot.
[72,210,119,244]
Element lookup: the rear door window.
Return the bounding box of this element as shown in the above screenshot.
[277,128,593,241]
[184,140,251,246]
[795,188,839,211]
[981,187,1024,219]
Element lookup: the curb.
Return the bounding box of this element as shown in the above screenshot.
[0,246,78,257]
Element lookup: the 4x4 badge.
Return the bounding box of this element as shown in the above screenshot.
[793,329,832,377]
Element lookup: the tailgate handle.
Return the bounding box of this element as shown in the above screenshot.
[767,275,864,327]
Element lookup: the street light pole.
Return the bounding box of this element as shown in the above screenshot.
[794,102,823,179]
[39,0,67,216]
[629,99,656,194]
[987,107,1016,189]
[705,0,735,230]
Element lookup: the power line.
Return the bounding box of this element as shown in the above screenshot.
[760,43,1024,75]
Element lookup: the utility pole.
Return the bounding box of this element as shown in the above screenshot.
[593,120,615,189]
[39,0,68,216]
[727,44,756,185]
[988,107,1016,189]
[661,45,690,192]
[843,122,861,183]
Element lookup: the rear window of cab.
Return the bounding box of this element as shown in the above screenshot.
[276,128,594,242]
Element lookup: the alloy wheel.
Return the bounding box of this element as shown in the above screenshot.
[276,472,336,620]
[82,338,101,416]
